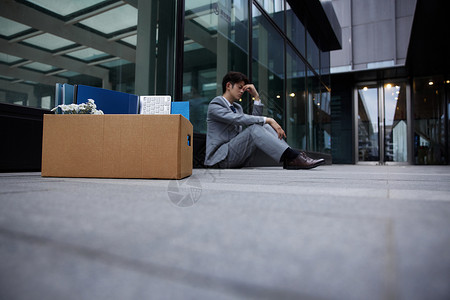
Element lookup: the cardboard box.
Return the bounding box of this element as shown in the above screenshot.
[42,114,193,179]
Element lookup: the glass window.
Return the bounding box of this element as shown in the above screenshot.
[22,33,76,50]
[286,45,307,150]
[255,0,284,30]
[0,16,31,37]
[25,0,107,17]
[286,3,305,57]
[320,50,330,88]
[0,53,23,64]
[182,0,249,133]
[0,0,137,109]
[307,32,319,74]
[252,4,285,127]
[79,5,138,35]
[65,48,110,62]
[413,77,447,164]
[308,75,331,153]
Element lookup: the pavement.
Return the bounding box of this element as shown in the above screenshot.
[0,164,450,300]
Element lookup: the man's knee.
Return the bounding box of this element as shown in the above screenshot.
[247,124,271,140]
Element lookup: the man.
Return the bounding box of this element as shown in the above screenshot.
[204,71,325,169]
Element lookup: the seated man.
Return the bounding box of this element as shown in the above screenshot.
[204,71,325,169]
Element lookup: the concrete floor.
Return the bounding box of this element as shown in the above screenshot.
[0,165,449,300]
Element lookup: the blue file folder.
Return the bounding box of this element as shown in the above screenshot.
[171,101,190,120]
[75,85,139,114]
[55,83,63,105]
[62,83,74,105]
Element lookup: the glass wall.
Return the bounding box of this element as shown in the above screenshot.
[413,76,448,164]
[182,0,249,133]
[2,0,333,158]
[286,45,306,149]
[0,0,138,109]
[255,0,284,29]
[308,76,331,153]
[181,0,332,156]
[252,4,285,127]
[286,2,305,57]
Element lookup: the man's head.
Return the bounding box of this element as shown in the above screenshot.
[222,71,249,94]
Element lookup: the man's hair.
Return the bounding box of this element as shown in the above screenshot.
[222,71,249,93]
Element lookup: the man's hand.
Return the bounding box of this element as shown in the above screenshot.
[266,118,286,139]
[243,84,260,101]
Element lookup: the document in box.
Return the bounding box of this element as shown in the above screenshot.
[139,95,171,115]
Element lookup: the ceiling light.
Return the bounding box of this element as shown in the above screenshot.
[428,81,434,86]
[363,87,368,91]
[386,84,392,89]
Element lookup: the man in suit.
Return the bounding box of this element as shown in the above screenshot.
[204,71,325,169]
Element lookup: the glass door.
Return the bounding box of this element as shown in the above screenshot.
[357,85,380,162]
[383,83,408,162]
[356,82,409,163]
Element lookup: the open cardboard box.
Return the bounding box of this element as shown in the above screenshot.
[42,114,192,179]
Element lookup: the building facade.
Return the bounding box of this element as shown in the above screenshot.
[0,0,447,171]
[329,0,449,165]
[0,0,340,171]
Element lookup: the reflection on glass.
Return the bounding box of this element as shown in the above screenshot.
[306,33,319,74]
[252,4,284,126]
[384,83,407,162]
[286,3,305,56]
[0,53,22,64]
[183,0,248,133]
[0,1,137,109]
[414,76,447,164]
[65,47,109,61]
[255,0,284,29]
[358,86,379,161]
[0,17,31,36]
[121,35,137,46]
[23,33,75,50]
[25,0,107,17]
[23,62,57,72]
[286,45,306,150]
[79,5,138,34]
[309,76,331,153]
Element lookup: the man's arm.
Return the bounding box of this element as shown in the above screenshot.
[266,117,286,139]
[243,84,286,140]
[207,98,265,127]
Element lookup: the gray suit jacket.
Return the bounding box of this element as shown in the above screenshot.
[204,96,265,166]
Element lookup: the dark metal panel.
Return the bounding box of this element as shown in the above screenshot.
[287,0,342,51]
[406,0,449,77]
[0,103,51,172]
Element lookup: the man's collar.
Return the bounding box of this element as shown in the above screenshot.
[222,93,234,105]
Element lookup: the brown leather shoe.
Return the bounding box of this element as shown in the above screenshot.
[283,152,325,170]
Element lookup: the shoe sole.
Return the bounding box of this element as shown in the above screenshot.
[283,160,325,170]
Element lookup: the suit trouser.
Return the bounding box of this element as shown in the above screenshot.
[219,124,290,168]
